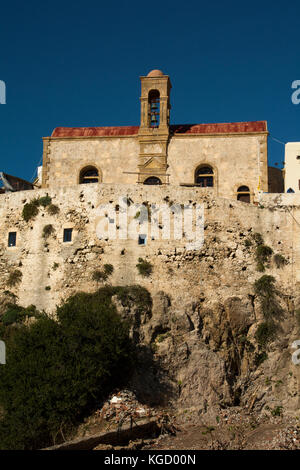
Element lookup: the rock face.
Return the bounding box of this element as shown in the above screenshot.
[111,286,300,420]
[0,186,300,419]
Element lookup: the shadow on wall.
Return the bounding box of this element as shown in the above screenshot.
[268,166,284,193]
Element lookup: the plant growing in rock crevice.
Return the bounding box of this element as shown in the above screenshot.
[47,204,60,215]
[273,253,287,268]
[37,195,52,208]
[103,264,114,275]
[42,224,55,239]
[92,264,114,283]
[255,245,273,272]
[22,195,53,222]
[250,233,273,272]
[22,201,39,222]
[136,258,153,277]
[254,275,283,353]
[7,270,22,287]
[254,275,282,321]
[92,270,108,282]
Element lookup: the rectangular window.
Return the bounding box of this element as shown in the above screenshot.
[8,232,16,247]
[63,228,73,243]
[138,234,147,245]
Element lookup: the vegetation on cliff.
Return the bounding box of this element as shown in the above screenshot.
[0,287,149,450]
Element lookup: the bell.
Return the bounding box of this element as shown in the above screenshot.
[151,104,158,111]
[151,114,157,123]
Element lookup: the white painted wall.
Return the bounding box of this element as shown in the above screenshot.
[284,142,300,193]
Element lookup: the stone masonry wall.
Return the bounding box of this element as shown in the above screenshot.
[43,133,268,202]
[0,184,299,314]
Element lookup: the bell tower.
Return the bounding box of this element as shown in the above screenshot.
[138,69,172,184]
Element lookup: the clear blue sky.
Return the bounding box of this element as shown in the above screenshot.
[0,0,299,181]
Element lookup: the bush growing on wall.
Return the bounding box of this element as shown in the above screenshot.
[6,270,22,287]
[273,253,287,268]
[42,224,55,239]
[22,201,39,222]
[22,196,52,222]
[47,204,60,215]
[37,195,52,208]
[136,258,153,277]
[0,290,134,450]
[1,304,39,326]
[253,275,283,357]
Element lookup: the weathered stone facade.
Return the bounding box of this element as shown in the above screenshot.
[41,69,270,203]
[1,184,299,312]
[1,185,300,417]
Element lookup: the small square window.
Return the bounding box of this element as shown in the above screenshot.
[8,232,16,247]
[63,228,73,243]
[138,234,147,245]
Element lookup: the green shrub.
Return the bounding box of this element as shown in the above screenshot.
[104,264,114,275]
[271,406,282,417]
[256,261,265,272]
[3,290,18,301]
[37,195,52,207]
[254,275,282,320]
[22,202,39,222]
[52,262,59,271]
[254,275,276,298]
[22,196,53,222]
[244,238,252,248]
[1,304,39,326]
[254,351,268,366]
[45,286,51,291]
[47,204,60,215]
[92,265,114,282]
[256,245,273,271]
[6,270,22,287]
[273,253,287,268]
[0,290,134,449]
[113,285,152,313]
[136,258,153,277]
[257,245,273,260]
[92,270,108,282]
[1,308,18,325]
[42,224,55,239]
[252,233,264,245]
[255,322,276,347]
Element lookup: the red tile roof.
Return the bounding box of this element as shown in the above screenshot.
[51,121,267,138]
[170,121,267,134]
[51,126,140,137]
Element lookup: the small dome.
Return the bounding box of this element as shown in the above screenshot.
[147,69,164,77]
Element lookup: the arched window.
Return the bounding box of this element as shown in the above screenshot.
[79,166,99,184]
[195,165,214,187]
[143,176,162,185]
[148,90,160,128]
[237,185,250,203]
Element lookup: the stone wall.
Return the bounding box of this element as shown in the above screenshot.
[42,132,268,201]
[1,185,300,417]
[168,134,268,199]
[42,137,140,188]
[0,184,299,313]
